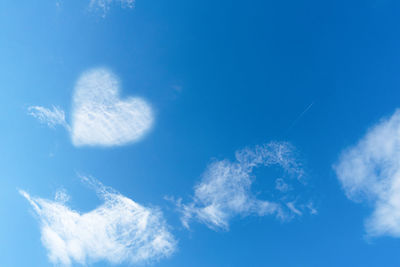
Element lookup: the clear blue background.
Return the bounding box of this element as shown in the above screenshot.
[1,0,400,266]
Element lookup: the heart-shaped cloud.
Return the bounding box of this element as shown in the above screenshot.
[71,68,153,147]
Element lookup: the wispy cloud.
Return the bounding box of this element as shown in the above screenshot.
[28,68,154,147]
[334,110,400,237]
[28,105,69,130]
[54,0,134,16]
[176,142,314,231]
[20,176,176,266]
[89,0,135,16]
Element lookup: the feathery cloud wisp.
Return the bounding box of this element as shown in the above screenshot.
[28,68,154,147]
[28,106,69,130]
[334,110,400,237]
[89,0,134,16]
[177,142,313,231]
[20,176,176,266]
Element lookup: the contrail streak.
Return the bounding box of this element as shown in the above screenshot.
[285,101,314,134]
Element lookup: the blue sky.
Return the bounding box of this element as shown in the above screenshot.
[2,0,400,266]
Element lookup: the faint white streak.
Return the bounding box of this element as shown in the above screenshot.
[20,177,176,266]
[71,68,153,147]
[286,202,302,216]
[334,110,400,237]
[178,142,312,231]
[28,105,70,130]
[286,102,314,134]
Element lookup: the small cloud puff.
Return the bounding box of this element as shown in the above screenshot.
[20,176,176,266]
[176,142,314,231]
[334,110,400,237]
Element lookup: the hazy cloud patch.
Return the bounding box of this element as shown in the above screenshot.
[334,110,400,237]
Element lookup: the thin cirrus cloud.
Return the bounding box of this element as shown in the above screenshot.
[55,0,134,16]
[334,110,400,238]
[89,0,135,15]
[20,176,176,266]
[176,141,316,231]
[28,105,69,130]
[28,68,154,147]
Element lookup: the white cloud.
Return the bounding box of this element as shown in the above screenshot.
[28,105,69,130]
[28,68,154,147]
[334,110,400,237]
[177,142,313,231]
[55,0,134,16]
[89,0,135,16]
[20,176,176,266]
[71,68,153,147]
